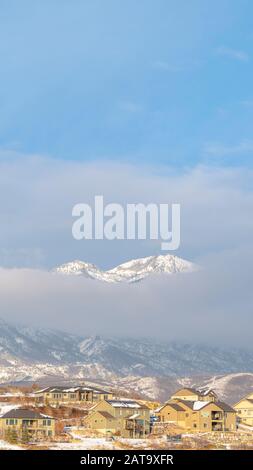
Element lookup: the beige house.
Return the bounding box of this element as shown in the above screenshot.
[171,387,217,402]
[0,408,55,440]
[85,410,119,435]
[156,388,236,433]
[234,392,253,426]
[86,399,150,438]
[35,386,113,405]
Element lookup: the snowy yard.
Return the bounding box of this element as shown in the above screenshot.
[0,439,22,450]
[50,430,166,450]
[51,437,117,450]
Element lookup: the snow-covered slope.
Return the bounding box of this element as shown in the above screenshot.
[1,318,253,378]
[54,254,195,283]
[1,318,253,403]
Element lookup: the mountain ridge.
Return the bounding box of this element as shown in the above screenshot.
[54,253,195,283]
[1,318,253,376]
[1,318,253,402]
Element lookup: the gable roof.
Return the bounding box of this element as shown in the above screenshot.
[173,387,217,398]
[175,400,195,410]
[96,411,116,420]
[35,385,110,395]
[106,400,149,410]
[166,399,235,413]
[234,397,253,407]
[158,402,186,412]
[214,401,235,413]
[201,388,217,397]
[191,400,235,413]
[1,408,52,419]
[173,388,200,396]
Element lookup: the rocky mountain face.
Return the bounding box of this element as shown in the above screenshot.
[1,318,253,374]
[116,373,253,404]
[54,253,195,283]
[1,318,253,403]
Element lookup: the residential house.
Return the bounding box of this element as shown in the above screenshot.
[86,399,150,438]
[170,387,217,402]
[156,388,236,433]
[234,392,253,427]
[35,386,113,405]
[0,408,55,440]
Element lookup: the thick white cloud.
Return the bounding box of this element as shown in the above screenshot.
[0,246,252,346]
[0,153,252,346]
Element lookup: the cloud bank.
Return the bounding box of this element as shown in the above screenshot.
[0,246,252,347]
[0,153,252,346]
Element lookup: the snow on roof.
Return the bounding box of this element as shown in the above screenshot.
[0,404,20,418]
[35,387,50,394]
[35,385,109,394]
[154,406,163,413]
[107,400,143,409]
[127,413,140,419]
[193,401,210,411]
[64,387,80,392]
[40,413,54,419]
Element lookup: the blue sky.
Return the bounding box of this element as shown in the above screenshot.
[1,1,253,342]
[1,0,253,168]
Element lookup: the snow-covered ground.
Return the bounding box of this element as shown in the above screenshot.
[51,437,164,450]
[0,440,22,450]
[49,429,165,450]
[51,437,116,450]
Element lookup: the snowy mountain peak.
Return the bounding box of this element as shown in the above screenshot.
[54,254,195,283]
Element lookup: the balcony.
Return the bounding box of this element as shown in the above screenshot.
[125,419,144,433]
[211,412,223,421]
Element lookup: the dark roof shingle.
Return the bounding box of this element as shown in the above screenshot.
[97,411,116,420]
[1,409,52,419]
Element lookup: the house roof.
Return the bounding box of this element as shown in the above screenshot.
[168,403,186,412]
[35,385,110,395]
[1,408,52,419]
[96,411,116,420]
[173,388,200,395]
[127,413,141,420]
[175,400,195,410]
[159,402,186,412]
[106,400,149,410]
[201,388,217,397]
[234,397,253,407]
[173,387,217,398]
[214,401,235,413]
[246,399,253,405]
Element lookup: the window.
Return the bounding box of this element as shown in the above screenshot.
[43,419,51,426]
[204,423,207,428]
[193,423,197,428]
[6,419,17,425]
